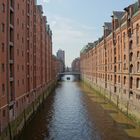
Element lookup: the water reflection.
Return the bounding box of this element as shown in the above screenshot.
[20,75,100,140]
[20,75,140,140]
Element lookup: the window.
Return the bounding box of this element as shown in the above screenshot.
[124,76,126,85]
[136,78,140,89]
[129,40,133,50]
[130,64,133,73]
[130,77,133,89]
[114,86,117,92]
[118,76,120,83]
[1,63,5,72]
[1,23,5,32]
[137,62,140,72]
[130,52,133,62]
[137,51,140,58]
[124,63,126,70]
[114,75,117,84]
[1,43,4,52]
[114,65,117,72]
[124,55,126,60]
[118,64,120,71]
[2,84,5,95]
[114,48,116,55]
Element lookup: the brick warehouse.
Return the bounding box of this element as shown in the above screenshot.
[0,0,58,139]
[80,1,140,121]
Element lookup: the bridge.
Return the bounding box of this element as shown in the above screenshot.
[57,71,81,81]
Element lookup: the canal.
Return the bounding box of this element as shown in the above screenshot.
[20,75,140,140]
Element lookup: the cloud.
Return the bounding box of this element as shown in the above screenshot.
[47,15,98,66]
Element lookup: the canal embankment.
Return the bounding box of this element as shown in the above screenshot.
[82,78,140,126]
[0,80,57,140]
[81,80,140,139]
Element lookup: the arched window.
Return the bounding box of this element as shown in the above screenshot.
[114,65,117,72]
[124,55,126,60]
[130,52,133,61]
[130,77,133,89]
[137,51,140,58]
[129,40,133,50]
[130,64,133,73]
[118,76,120,83]
[118,64,120,71]
[137,78,140,89]
[137,62,140,72]
[114,75,117,84]
[124,76,126,85]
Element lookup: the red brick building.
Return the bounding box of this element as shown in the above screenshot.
[80,1,140,120]
[0,0,56,137]
[71,57,80,72]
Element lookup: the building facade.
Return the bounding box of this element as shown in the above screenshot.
[80,1,140,120]
[71,57,80,72]
[52,55,64,78]
[0,0,57,138]
[56,49,65,66]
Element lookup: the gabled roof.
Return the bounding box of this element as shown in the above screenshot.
[113,11,125,20]
[104,22,112,30]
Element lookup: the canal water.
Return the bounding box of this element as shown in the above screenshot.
[20,75,140,140]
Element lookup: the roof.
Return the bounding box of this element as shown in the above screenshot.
[104,22,112,30]
[113,11,125,20]
[80,41,98,54]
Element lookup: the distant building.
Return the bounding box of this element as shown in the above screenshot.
[72,58,80,72]
[56,49,65,65]
[53,55,65,73]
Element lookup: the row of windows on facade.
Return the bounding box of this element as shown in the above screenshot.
[83,60,140,73]
[86,72,140,89]
[115,87,140,101]
[1,73,46,95]
[84,50,140,66]
[1,63,44,73]
[1,1,33,14]
[85,32,140,59]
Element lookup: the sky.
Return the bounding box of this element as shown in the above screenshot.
[37,0,136,67]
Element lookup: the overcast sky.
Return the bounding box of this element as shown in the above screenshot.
[37,0,135,67]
